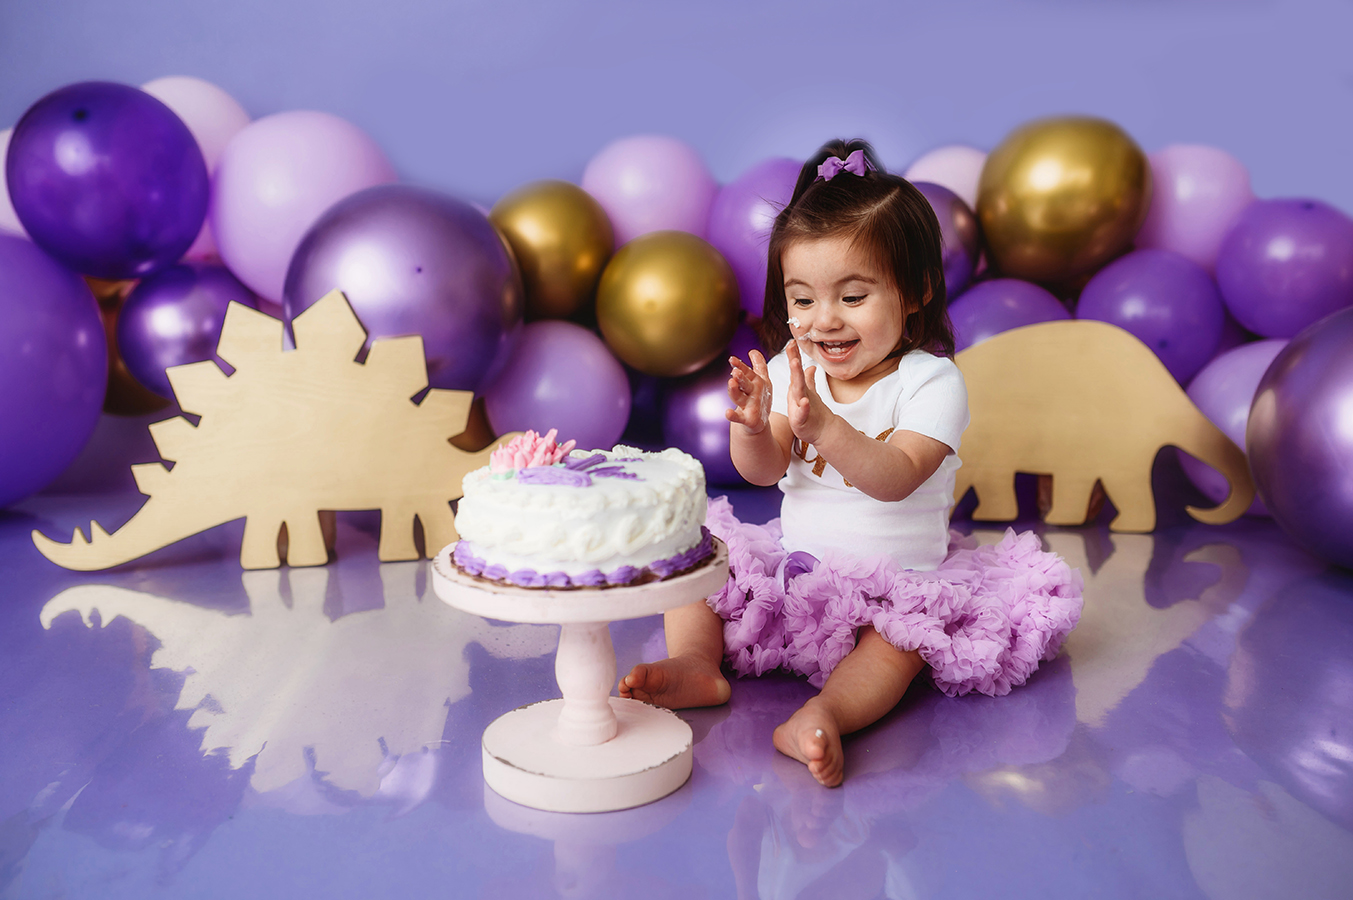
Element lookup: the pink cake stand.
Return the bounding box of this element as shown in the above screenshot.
[431,538,729,813]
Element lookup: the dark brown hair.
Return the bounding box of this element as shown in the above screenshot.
[757,139,955,358]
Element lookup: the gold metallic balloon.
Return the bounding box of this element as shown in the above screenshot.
[490,180,614,320]
[978,117,1152,284]
[596,231,739,377]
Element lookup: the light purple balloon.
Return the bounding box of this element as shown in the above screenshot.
[1177,339,1287,517]
[1216,198,1353,339]
[483,320,631,451]
[913,181,981,298]
[948,279,1069,352]
[581,135,717,245]
[211,111,396,302]
[1136,145,1254,272]
[117,264,259,399]
[1247,307,1353,568]
[0,234,107,507]
[1077,248,1225,384]
[706,157,799,317]
[0,128,26,237]
[284,184,524,394]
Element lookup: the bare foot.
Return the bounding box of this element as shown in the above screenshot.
[772,698,844,787]
[619,656,730,709]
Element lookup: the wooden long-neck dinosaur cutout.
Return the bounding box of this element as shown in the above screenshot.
[33,290,510,570]
[954,320,1255,533]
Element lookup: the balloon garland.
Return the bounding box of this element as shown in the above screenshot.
[3,78,1353,568]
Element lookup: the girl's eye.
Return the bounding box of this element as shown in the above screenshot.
[791,298,813,307]
[843,295,865,304]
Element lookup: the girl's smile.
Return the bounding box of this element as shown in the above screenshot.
[781,235,907,395]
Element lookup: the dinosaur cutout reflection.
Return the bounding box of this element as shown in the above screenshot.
[40,560,556,795]
[33,291,510,570]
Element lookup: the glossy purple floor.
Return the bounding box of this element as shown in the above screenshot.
[4,466,1353,899]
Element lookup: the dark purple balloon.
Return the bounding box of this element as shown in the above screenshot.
[663,363,745,487]
[5,82,208,279]
[284,184,524,393]
[706,158,799,317]
[1077,248,1225,383]
[117,264,259,399]
[0,234,107,507]
[727,319,766,364]
[912,181,981,297]
[1247,306,1353,568]
[948,278,1069,352]
[483,320,631,451]
[1216,198,1353,338]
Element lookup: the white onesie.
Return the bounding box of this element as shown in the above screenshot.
[766,347,970,571]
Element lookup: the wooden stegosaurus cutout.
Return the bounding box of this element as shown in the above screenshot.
[953,319,1255,533]
[33,290,509,570]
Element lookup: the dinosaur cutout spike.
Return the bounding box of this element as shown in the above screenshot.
[292,289,370,361]
[415,390,474,437]
[131,462,171,497]
[32,291,521,571]
[364,336,431,400]
[166,360,231,417]
[954,320,1254,532]
[215,302,285,369]
[147,417,199,463]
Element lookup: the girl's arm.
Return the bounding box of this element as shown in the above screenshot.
[726,350,794,486]
[785,342,950,502]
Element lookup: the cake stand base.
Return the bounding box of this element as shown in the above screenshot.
[482,696,693,813]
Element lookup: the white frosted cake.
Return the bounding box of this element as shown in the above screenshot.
[452,431,712,589]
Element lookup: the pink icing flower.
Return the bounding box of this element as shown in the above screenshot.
[489,429,577,473]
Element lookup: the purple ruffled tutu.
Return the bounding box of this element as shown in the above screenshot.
[705,496,1084,697]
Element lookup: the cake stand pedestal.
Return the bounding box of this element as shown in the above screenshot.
[431,539,729,813]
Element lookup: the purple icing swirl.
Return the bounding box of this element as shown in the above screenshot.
[453,527,714,590]
[516,466,592,487]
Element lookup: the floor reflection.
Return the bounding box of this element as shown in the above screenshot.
[40,560,557,797]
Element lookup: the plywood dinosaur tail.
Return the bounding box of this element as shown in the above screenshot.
[31,494,234,571]
[1174,414,1255,526]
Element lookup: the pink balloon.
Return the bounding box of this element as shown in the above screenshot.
[1136,145,1254,273]
[0,128,28,237]
[1178,339,1287,516]
[142,76,252,261]
[581,135,717,245]
[903,144,986,210]
[210,110,396,301]
[483,321,632,451]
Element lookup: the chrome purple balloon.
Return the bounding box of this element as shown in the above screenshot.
[1247,307,1353,568]
[706,157,800,317]
[5,82,208,279]
[912,181,981,297]
[1077,248,1225,383]
[948,278,1069,352]
[117,264,259,399]
[284,184,524,393]
[0,235,107,507]
[1216,198,1353,338]
[482,320,631,451]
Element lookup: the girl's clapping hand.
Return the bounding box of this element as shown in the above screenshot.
[726,349,772,434]
[786,341,832,444]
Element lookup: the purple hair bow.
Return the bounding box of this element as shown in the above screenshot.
[816,149,873,182]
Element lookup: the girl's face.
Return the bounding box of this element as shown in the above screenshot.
[781,235,907,387]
